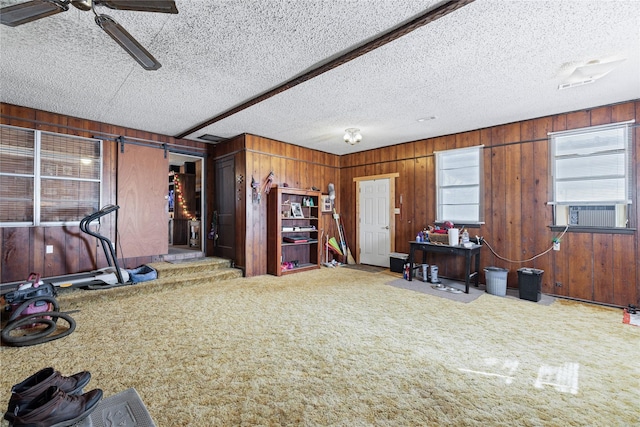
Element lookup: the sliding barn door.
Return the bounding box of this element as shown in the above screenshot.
[117,143,168,258]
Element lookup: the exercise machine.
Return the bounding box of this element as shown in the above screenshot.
[47,204,130,289]
[0,205,130,294]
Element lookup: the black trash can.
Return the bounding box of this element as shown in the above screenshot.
[517,268,544,302]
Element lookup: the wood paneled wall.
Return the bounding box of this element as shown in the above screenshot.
[340,101,639,307]
[211,134,341,277]
[1,103,205,283]
[2,100,638,307]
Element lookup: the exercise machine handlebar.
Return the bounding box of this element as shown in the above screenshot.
[79,205,126,284]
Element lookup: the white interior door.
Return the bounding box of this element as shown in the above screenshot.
[359,178,390,266]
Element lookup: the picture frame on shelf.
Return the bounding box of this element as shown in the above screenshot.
[291,202,304,218]
[321,194,333,213]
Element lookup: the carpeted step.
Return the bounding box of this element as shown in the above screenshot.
[146,257,232,279]
[57,260,242,306]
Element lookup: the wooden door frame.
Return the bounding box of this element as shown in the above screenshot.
[353,173,399,264]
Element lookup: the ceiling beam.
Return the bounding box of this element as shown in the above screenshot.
[175,0,475,140]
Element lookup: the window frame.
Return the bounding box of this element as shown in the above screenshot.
[0,124,103,227]
[548,121,634,229]
[435,145,485,225]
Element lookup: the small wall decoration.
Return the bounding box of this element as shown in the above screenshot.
[291,202,304,218]
[321,194,333,213]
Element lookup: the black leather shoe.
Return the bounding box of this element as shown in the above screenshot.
[4,367,91,422]
[10,386,102,427]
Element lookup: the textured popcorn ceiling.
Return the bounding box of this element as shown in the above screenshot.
[0,0,638,155]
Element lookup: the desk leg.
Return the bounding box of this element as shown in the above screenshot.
[464,252,471,294]
[408,246,414,281]
[474,251,480,288]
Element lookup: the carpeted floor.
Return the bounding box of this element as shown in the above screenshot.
[1,267,638,426]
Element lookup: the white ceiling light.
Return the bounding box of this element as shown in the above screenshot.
[558,58,626,90]
[344,128,362,145]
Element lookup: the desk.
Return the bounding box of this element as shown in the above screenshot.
[408,241,482,293]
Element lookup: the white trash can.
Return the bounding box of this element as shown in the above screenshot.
[484,267,508,296]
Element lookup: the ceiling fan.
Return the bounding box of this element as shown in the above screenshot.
[0,0,178,70]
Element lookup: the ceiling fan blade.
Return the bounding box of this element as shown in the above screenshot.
[95,0,177,14]
[95,14,161,70]
[0,0,69,27]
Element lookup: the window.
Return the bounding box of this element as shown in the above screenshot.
[0,125,102,226]
[435,145,484,224]
[549,121,633,228]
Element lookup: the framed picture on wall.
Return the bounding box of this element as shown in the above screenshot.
[321,194,333,213]
[291,202,304,218]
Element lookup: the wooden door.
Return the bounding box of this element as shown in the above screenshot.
[215,156,235,261]
[117,143,168,258]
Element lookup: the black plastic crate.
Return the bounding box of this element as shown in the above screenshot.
[390,253,408,273]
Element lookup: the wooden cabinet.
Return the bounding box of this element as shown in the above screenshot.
[267,186,321,276]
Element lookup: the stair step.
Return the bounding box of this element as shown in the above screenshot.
[147,257,232,279]
[149,267,243,289]
[57,257,242,305]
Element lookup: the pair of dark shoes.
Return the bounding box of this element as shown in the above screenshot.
[4,367,102,427]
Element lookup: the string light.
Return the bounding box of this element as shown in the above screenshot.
[174,175,196,220]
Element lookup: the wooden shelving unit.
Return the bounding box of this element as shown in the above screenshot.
[267,186,321,276]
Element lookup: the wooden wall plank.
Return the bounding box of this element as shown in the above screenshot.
[613,235,636,306]
[531,117,553,291]
[593,233,614,304]
[1,103,36,128]
[519,120,536,263]
[504,126,523,284]
[489,144,508,271]
[2,228,30,281]
[44,226,66,277]
[566,232,594,301]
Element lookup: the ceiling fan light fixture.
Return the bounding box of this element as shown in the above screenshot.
[344,128,362,145]
[0,0,69,27]
[95,14,161,70]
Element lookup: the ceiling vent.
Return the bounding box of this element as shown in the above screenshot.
[558,79,596,90]
[198,134,226,143]
[558,58,626,90]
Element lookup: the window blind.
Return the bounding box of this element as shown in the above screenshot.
[0,124,102,225]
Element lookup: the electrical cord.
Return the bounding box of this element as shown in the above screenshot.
[479,224,569,264]
[1,296,77,347]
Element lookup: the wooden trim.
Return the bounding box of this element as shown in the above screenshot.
[352,173,399,182]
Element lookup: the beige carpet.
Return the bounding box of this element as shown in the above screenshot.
[1,268,638,426]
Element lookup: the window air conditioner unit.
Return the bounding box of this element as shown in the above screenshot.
[568,205,616,227]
